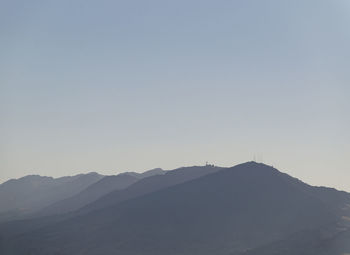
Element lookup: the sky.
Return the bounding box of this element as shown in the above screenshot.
[1,0,349,190]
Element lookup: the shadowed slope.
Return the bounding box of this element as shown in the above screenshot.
[241,226,350,255]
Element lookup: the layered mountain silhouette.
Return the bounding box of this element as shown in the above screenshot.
[38,168,165,216]
[0,172,103,220]
[0,162,349,255]
[79,165,223,214]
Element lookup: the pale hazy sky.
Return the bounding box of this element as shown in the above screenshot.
[1,0,349,190]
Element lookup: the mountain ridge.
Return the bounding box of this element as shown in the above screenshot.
[2,162,349,255]
[38,168,166,216]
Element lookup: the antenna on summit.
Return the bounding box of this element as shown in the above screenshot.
[205,161,214,167]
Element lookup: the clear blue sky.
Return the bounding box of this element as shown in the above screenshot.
[1,0,349,190]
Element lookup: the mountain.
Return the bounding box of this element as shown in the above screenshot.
[0,172,103,220]
[123,168,166,178]
[79,165,223,214]
[38,168,165,215]
[242,223,350,255]
[1,162,349,255]
[0,165,221,245]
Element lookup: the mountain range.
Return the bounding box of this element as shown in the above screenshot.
[0,162,349,255]
[0,172,103,220]
[38,168,165,216]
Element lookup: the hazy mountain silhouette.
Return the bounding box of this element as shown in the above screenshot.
[1,162,349,255]
[79,165,223,214]
[38,168,165,215]
[123,168,166,178]
[0,173,103,221]
[0,165,221,246]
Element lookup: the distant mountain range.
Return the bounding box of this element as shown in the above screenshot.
[0,172,103,219]
[79,165,223,214]
[0,162,349,255]
[38,168,165,216]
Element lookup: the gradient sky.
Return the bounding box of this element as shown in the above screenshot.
[1,0,349,190]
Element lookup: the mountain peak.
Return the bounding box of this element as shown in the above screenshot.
[233,161,278,172]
